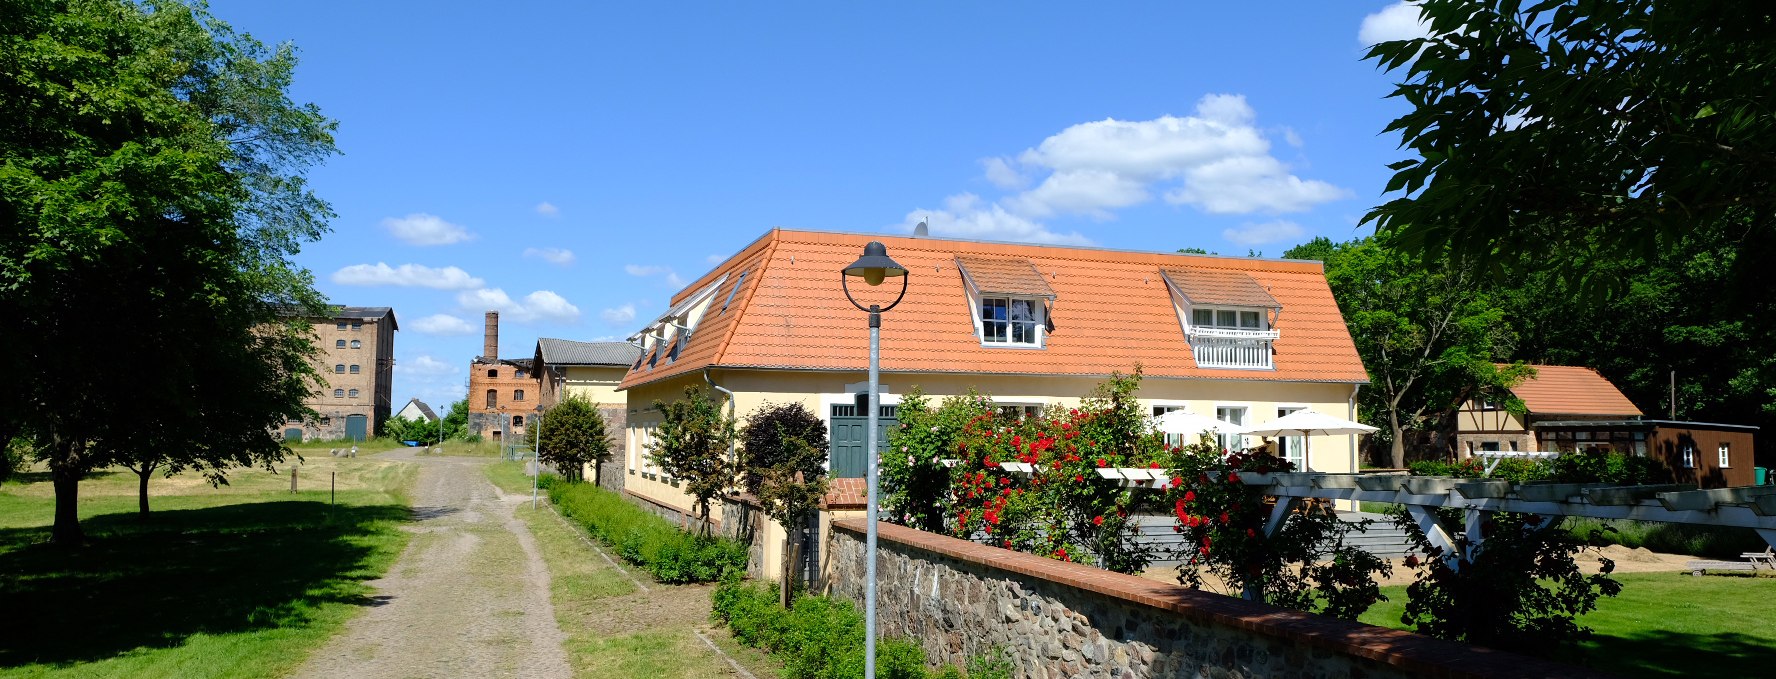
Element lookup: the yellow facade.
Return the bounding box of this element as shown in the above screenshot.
[620,367,1363,520]
[557,365,626,408]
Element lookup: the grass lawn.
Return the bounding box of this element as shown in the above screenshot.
[1359,572,1776,678]
[0,450,415,678]
[485,462,779,679]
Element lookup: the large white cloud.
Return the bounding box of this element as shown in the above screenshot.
[1222,220,1307,247]
[410,313,476,335]
[1359,2,1430,46]
[456,288,581,323]
[330,262,484,289]
[522,247,575,266]
[897,193,1090,245]
[381,213,473,245]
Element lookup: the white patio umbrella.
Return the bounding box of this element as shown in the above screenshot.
[1243,410,1378,437]
[1154,409,1249,436]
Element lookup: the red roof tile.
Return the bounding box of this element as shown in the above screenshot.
[1160,267,1280,308]
[620,229,1368,390]
[1508,365,1642,416]
[955,256,1056,298]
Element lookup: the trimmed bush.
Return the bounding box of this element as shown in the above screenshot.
[548,482,746,584]
[710,575,1010,679]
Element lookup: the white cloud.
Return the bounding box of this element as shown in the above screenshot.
[1282,127,1304,149]
[1222,220,1307,247]
[1007,94,1345,217]
[381,213,473,245]
[601,303,637,324]
[624,264,686,288]
[456,288,581,323]
[706,254,726,265]
[980,157,1028,190]
[330,262,484,289]
[522,247,575,266]
[535,201,560,217]
[1359,2,1430,46]
[410,313,475,335]
[397,355,459,376]
[897,193,1090,245]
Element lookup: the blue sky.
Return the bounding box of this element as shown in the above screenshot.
[208,1,1430,409]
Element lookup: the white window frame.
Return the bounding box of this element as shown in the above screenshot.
[1188,305,1270,333]
[1718,443,1731,468]
[997,402,1044,420]
[1274,406,1307,470]
[1681,444,1696,469]
[1214,404,1249,452]
[1151,403,1190,447]
[971,294,1046,348]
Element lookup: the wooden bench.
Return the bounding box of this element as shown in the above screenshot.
[1741,547,1776,569]
[1688,560,1758,576]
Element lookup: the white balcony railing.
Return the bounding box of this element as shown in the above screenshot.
[1187,329,1276,370]
[1185,326,1281,341]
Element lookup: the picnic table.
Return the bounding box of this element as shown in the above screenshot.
[1688,546,1776,576]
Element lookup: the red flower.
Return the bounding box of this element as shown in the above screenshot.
[1073,474,1084,482]
[1096,458,1107,468]
[1246,528,1256,538]
[1227,472,1242,483]
[1404,555,1420,568]
[1218,512,1230,524]
[1003,539,1013,548]
[1171,477,1183,487]
[1183,490,1196,503]
[1092,515,1105,526]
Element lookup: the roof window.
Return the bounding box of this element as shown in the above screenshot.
[1160,267,1281,370]
[957,256,1055,349]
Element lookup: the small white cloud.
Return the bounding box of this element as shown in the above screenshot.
[1282,127,1304,149]
[625,264,686,288]
[601,304,637,324]
[381,213,473,246]
[398,355,459,376]
[1222,220,1307,247]
[456,288,580,323]
[896,193,1090,245]
[980,157,1028,190]
[706,254,726,265]
[1359,2,1430,46]
[410,313,475,335]
[330,262,484,289]
[535,201,560,217]
[522,247,575,266]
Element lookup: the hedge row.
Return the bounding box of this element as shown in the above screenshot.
[710,575,1011,679]
[546,480,747,584]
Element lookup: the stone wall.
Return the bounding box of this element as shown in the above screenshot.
[596,406,627,493]
[826,520,1601,679]
[720,496,770,581]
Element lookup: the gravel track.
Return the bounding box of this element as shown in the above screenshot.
[290,452,572,679]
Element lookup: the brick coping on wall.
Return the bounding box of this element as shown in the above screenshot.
[832,519,1608,679]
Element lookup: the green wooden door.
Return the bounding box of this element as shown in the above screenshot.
[345,414,368,442]
[828,404,897,478]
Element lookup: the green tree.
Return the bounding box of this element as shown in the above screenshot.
[440,399,470,441]
[1285,237,1527,467]
[649,387,738,533]
[739,402,829,596]
[535,395,611,483]
[1363,1,1776,283]
[1,0,336,541]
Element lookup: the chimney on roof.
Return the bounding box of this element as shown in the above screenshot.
[484,311,499,359]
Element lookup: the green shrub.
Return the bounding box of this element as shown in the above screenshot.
[710,578,1004,679]
[1566,518,1764,559]
[548,482,746,583]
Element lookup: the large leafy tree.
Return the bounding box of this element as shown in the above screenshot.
[1364,0,1776,281]
[1286,237,1526,467]
[739,402,828,597]
[533,395,612,483]
[1,1,335,541]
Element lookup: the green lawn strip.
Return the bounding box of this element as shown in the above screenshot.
[487,464,781,678]
[0,456,415,679]
[1358,572,1776,678]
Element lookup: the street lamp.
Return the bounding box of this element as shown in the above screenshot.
[840,241,908,679]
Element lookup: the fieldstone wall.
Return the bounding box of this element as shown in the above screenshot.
[596,406,626,494]
[825,520,1600,679]
[721,496,770,581]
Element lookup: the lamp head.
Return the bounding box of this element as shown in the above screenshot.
[841,241,907,287]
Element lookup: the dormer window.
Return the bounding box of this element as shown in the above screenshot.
[1162,267,1281,370]
[957,255,1055,349]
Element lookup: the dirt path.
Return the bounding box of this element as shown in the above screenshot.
[290,451,572,679]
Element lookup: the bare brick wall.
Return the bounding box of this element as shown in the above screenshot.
[825,519,1602,679]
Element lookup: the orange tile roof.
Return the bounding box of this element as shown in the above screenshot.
[1507,365,1643,416]
[1160,267,1280,308]
[620,229,1368,390]
[955,256,1056,298]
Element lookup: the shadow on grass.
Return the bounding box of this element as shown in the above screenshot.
[1579,629,1776,678]
[0,500,409,668]
[2,469,118,486]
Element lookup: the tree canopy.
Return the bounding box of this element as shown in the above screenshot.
[534,395,611,483]
[648,387,737,532]
[1,0,336,541]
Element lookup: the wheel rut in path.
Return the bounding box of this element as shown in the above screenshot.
[290,452,572,679]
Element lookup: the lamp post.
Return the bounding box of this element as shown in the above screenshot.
[840,241,908,679]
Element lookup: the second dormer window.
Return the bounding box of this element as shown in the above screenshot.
[982,297,1042,346]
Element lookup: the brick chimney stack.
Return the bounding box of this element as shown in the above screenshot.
[483,311,499,359]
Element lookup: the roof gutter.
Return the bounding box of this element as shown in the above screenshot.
[704,367,737,463]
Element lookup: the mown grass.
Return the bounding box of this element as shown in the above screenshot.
[1359,572,1776,678]
[485,462,779,679]
[0,453,415,678]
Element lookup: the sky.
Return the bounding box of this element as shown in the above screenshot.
[207,1,1432,410]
